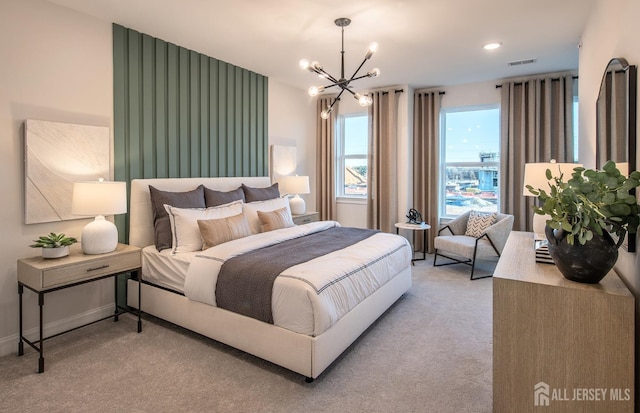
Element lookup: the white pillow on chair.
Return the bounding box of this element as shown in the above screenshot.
[465,211,497,237]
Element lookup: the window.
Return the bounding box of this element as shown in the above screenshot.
[441,106,500,217]
[337,114,368,198]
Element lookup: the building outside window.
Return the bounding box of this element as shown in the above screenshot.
[441,106,500,217]
[337,113,368,198]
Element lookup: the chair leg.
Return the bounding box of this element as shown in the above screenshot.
[433,250,438,266]
[469,243,492,280]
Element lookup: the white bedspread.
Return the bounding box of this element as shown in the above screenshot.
[185,221,412,336]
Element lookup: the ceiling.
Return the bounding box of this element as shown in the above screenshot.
[48,0,596,92]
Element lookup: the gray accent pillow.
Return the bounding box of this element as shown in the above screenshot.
[149,185,205,251]
[204,186,245,207]
[241,183,279,202]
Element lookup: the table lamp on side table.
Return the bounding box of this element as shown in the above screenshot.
[522,161,582,240]
[279,175,310,215]
[72,179,127,254]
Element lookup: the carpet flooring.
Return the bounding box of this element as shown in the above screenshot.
[0,256,495,413]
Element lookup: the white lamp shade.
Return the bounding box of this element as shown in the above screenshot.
[72,181,126,254]
[278,175,310,196]
[72,181,127,216]
[522,162,582,196]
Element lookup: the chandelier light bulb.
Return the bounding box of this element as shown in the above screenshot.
[358,94,373,106]
[308,86,325,97]
[310,61,321,70]
[299,59,309,70]
[368,68,381,77]
[365,42,379,59]
[320,109,331,120]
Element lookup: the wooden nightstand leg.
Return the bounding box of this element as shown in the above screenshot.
[38,292,44,373]
[18,284,23,356]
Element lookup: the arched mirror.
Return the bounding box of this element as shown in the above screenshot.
[596,57,637,251]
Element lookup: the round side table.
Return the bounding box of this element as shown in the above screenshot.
[394,222,431,264]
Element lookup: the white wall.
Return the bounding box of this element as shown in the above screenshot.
[0,0,313,357]
[268,81,316,212]
[579,0,640,399]
[0,0,114,358]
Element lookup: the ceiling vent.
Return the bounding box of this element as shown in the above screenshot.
[508,58,537,66]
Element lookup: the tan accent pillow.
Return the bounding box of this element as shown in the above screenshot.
[257,207,294,232]
[198,213,252,250]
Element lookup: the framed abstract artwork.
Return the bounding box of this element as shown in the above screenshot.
[24,119,110,224]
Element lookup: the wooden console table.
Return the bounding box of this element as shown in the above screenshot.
[493,231,634,413]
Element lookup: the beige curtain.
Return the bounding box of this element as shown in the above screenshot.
[316,95,338,221]
[413,90,442,253]
[367,90,401,233]
[500,74,575,232]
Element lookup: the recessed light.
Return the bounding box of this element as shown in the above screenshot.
[483,42,502,50]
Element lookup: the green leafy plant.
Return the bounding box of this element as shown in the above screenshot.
[526,160,640,245]
[29,233,78,248]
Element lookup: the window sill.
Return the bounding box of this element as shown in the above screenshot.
[337,197,367,205]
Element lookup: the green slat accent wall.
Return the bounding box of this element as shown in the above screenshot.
[113,24,268,242]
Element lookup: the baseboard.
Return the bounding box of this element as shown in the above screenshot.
[0,303,115,358]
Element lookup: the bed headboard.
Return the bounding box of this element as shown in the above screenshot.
[129,177,272,248]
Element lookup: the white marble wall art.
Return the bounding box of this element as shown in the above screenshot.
[24,119,109,224]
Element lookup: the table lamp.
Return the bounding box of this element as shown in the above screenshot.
[522,161,581,239]
[279,175,310,215]
[72,179,127,254]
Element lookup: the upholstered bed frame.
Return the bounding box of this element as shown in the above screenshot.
[126,177,412,381]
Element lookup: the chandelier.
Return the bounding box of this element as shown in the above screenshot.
[299,17,380,119]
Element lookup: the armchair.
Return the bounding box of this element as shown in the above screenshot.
[433,211,514,280]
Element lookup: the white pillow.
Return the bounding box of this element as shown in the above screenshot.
[242,197,291,233]
[164,200,243,253]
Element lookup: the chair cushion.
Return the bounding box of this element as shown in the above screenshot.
[434,235,499,260]
[465,211,497,237]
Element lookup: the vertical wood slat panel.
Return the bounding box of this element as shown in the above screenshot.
[178,47,190,178]
[166,42,179,178]
[113,23,268,240]
[155,39,167,178]
[142,34,155,178]
[209,59,219,177]
[218,62,227,176]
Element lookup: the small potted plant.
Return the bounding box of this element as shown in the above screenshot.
[526,160,640,283]
[30,232,78,259]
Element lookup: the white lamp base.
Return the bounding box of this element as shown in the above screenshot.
[289,195,306,215]
[532,213,549,241]
[81,215,118,254]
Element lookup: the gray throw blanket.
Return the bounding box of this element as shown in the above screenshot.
[215,226,379,324]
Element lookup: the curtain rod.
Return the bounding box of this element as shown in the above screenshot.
[381,88,405,95]
[496,75,578,88]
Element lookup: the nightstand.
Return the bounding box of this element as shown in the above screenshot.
[292,211,319,225]
[17,243,142,373]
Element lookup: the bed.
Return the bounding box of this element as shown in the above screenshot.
[126,177,412,381]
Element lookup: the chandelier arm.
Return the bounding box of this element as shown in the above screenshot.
[312,67,340,84]
[349,73,375,82]
[347,56,371,82]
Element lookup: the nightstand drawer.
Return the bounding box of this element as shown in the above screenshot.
[42,252,139,288]
[292,211,319,225]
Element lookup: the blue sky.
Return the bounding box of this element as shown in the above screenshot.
[444,107,500,162]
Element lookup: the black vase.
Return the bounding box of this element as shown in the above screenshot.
[545,225,623,284]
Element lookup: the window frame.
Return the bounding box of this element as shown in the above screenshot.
[336,112,369,201]
[439,104,501,219]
